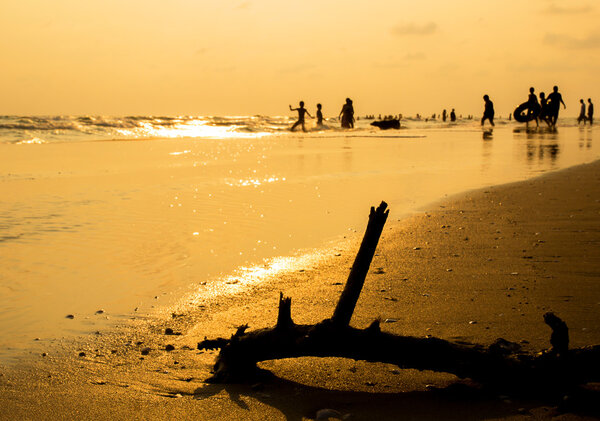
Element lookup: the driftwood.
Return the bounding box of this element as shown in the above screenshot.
[198,201,600,391]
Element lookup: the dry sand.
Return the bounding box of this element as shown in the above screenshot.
[1,161,599,420]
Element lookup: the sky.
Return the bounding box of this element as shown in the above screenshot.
[1,0,598,117]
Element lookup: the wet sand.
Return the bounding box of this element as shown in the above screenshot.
[1,160,599,420]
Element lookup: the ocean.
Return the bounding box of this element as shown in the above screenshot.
[0,115,597,362]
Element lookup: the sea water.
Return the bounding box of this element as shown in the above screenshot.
[0,115,597,362]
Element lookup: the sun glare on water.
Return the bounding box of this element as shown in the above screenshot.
[116,119,269,140]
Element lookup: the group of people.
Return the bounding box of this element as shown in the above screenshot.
[291,87,592,131]
[289,98,355,132]
[524,86,566,127]
[441,109,457,122]
[481,85,580,128]
[577,98,594,125]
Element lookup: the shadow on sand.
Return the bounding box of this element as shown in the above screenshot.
[186,368,600,421]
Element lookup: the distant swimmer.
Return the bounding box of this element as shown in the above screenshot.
[289,101,312,132]
[450,108,456,122]
[316,103,324,127]
[481,95,495,127]
[339,98,354,128]
[577,99,587,124]
[547,86,566,127]
[588,98,594,125]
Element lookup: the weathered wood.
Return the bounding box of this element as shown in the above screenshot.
[198,305,600,388]
[331,201,389,326]
[196,202,600,392]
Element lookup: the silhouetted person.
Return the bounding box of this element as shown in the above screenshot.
[527,87,540,127]
[339,98,354,128]
[547,85,566,126]
[539,92,551,126]
[442,109,447,122]
[481,95,495,127]
[316,103,324,127]
[577,99,587,124]
[588,98,594,125]
[450,109,456,122]
[289,101,312,132]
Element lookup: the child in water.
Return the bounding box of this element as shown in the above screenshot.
[316,103,324,127]
[289,101,312,132]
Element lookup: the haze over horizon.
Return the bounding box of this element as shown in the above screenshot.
[1,0,598,117]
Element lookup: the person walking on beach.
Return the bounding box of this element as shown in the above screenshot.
[450,109,456,122]
[289,101,312,132]
[588,98,594,125]
[442,109,447,122]
[339,98,354,128]
[577,99,587,124]
[316,103,324,127]
[526,87,540,127]
[481,95,495,127]
[547,86,566,127]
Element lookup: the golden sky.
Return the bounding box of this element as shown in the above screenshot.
[1,0,598,117]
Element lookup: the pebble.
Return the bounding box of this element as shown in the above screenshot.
[412,247,421,250]
[469,320,477,324]
[141,347,151,355]
[65,314,75,319]
[165,344,175,351]
[384,318,398,323]
[95,309,104,315]
[78,352,86,357]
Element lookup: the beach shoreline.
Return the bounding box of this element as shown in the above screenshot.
[1,123,598,360]
[1,159,599,420]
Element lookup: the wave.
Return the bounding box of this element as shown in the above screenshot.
[0,114,582,144]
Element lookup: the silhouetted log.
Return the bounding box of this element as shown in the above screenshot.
[198,306,600,388]
[196,202,600,389]
[332,201,388,326]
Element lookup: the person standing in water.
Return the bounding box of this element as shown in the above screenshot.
[539,92,551,126]
[588,98,594,125]
[289,101,312,132]
[339,98,354,128]
[527,87,540,127]
[547,85,566,126]
[316,103,324,127]
[450,109,456,122]
[577,99,587,124]
[481,95,495,127]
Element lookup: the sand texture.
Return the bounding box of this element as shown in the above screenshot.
[1,161,599,420]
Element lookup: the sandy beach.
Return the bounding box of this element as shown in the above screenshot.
[1,157,599,420]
